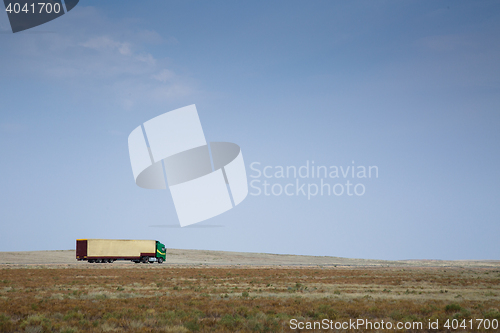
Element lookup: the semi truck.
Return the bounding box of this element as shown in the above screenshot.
[76,239,166,264]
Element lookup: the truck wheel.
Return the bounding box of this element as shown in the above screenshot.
[157,258,163,264]
[141,256,149,263]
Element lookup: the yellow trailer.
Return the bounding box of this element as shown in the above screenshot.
[76,239,166,264]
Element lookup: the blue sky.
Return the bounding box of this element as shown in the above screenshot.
[0,1,499,260]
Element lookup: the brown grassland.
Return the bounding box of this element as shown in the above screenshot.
[0,265,499,332]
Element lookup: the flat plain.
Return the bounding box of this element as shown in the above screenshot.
[0,250,499,332]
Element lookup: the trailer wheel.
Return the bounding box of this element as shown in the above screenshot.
[157,258,163,264]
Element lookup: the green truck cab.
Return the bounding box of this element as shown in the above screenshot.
[156,241,166,263]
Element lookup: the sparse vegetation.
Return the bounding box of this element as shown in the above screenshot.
[0,266,498,332]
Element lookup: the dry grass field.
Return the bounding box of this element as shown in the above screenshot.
[0,250,499,332]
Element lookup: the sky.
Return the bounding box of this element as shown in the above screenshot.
[0,1,499,260]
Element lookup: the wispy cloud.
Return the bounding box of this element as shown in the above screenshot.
[0,122,27,133]
[0,6,200,110]
[414,34,478,53]
[152,69,175,83]
[81,36,133,55]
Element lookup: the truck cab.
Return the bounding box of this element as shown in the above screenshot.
[156,241,166,263]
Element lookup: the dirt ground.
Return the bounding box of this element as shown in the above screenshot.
[0,249,499,268]
[1,265,499,332]
[1,250,499,332]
